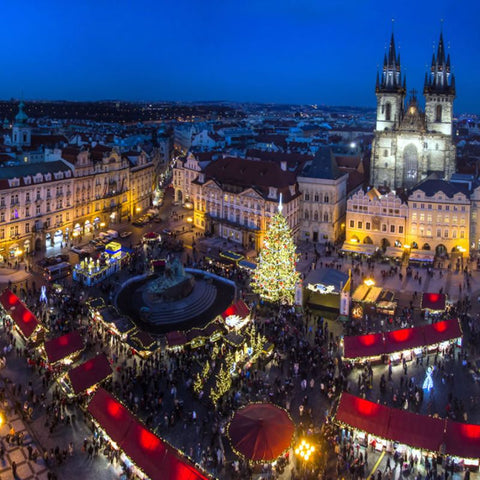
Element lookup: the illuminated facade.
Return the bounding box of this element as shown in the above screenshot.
[346,188,407,248]
[406,179,470,255]
[371,32,456,189]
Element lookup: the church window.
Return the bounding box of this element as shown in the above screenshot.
[436,105,442,122]
[358,221,362,229]
[399,226,404,234]
[366,222,371,230]
[385,103,391,121]
[349,220,354,228]
[383,150,388,157]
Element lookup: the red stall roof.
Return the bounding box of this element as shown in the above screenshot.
[423,319,462,346]
[88,389,209,480]
[68,354,113,395]
[44,331,84,364]
[334,393,390,439]
[383,327,425,355]
[343,333,384,359]
[87,388,134,445]
[444,421,480,459]
[221,300,250,320]
[422,293,446,311]
[0,289,40,339]
[387,408,445,452]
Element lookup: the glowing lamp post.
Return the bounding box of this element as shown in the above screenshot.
[364,278,375,287]
[295,439,315,463]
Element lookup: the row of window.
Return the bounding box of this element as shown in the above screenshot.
[411,213,466,225]
[305,211,330,222]
[350,219,404,234]
[411,203,466,211]
[352,205,401,214]
[304,193,329,203]
[410,226,465,239]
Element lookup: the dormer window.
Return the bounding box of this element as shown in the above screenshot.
[268,187,277,199]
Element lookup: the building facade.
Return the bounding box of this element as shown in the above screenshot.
[345,188,407,248]
[370,33,456,189]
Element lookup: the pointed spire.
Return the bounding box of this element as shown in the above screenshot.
[376,71,380,90]
[431,53,436,68]
[446,53,451,70]
[437,32,446,64]
[383,53,387,67]
[424,72,428,88]
[388,33,397,65]
[403,75,406,90]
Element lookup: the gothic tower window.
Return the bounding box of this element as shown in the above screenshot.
[385,103,391,121]
[436,105,442,122]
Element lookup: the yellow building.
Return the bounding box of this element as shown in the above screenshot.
[407,179,470,256]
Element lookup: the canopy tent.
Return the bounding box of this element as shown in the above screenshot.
[422,293,446,311]
[363,286,383,304]
[341,243,378,256]
[423,319,462,346]
[352,284,370,302]
[387,408,444,452]
[343,333,385,360]
[228,403,294,462]
[409,250,435,263]
[67,354,112,395]
[0,289,41,340]
[334,392,390,439]
[44,331,84,364]
[384,246,404,259]
[304,268,349,294]
[444,421,480,459]
[383,327,425,355]
[88,388,209,480]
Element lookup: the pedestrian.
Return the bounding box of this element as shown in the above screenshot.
[11,460,17,477]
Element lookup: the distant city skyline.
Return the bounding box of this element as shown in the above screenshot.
[3,0,480,113]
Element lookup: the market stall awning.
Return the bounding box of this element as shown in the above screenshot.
[352,284,370,302]
[87,388,135,445]
[444,421,480,459]
[67,354,112,395]
[422,293,446,311]
[363,286,382,304]
[384,246,404,259]
[383,327,424,355]
[44,331,84,364]
[88,389,209,480]
[409,250,435,263]
[341,243,378,256]
[423,319,462,345]
[0,289,41,339]
[387,408,445,452]
[334,392,390,439]
[343,333,385,360]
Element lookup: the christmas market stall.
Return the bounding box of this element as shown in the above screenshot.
[73,242,130,286]
[228,403,295,463]
[444,421,480,471]
[303,268,350,315]
[93,306,136,340]
[340,242,378,257]
[343,333,385,362]
[0,289,45,345]
[383,327,426,363]
[238,259,257,271]
[126,331,158,358]
[87,388,211,480]
[408,249,435,265]
[221,300,251,331]
[43,331,85,367]
[422,292,447,319]
[383,246,404,262]
[60,353,113,397]
[220,250,244,264]
[142,232,161,244]
[165,331,188,351]
[423,319,462,349]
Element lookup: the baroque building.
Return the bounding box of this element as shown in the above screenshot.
[370,33,456,189]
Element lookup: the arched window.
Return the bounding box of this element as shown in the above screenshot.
[385,102,391,121]
[436,104,442,122]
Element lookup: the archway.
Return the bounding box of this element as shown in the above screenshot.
[403,144,419,188]
[422,243,431,250]
[411,242,418,249]
[436,244,447,256]
[34,238,42,252]
[381,238,391,249]
[363,236,373,244]
[350,235,360,243]
[394,240,402,248]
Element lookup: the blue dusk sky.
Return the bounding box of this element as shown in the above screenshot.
[2,0,480,113]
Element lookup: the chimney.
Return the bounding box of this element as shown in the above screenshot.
[280,161,287,171]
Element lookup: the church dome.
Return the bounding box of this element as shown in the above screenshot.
[14,101,28,125]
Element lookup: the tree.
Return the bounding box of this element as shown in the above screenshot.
[251,200,300,304]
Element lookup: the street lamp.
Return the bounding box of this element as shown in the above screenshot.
[295,439,315,462]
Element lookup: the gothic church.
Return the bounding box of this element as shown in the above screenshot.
[370,32,456,189]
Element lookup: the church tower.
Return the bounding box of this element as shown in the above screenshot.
[375,33,406,132]
[424,32,455,136]
[12,101,31,148]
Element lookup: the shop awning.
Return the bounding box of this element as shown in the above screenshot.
[238,259,256,270]
[341,243,378,256]
[88,389,209,480]
[423,319,462,345]
[409,250,435,263]
[44,331,84,364]
[444,421,480,459]
[422,293,446,311]
[0,289,41,339]
[67,354,112,395]
[384,246,404,259]
[383,327,424,355]
[343,333,385,360]
[334,392,390,439]
[387,409,445,452]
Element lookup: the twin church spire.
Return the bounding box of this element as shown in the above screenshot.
[376,33,405,94]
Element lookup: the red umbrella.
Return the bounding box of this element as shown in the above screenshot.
[228,403,295,462]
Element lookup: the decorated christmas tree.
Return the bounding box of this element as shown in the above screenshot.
[251,196,300,304]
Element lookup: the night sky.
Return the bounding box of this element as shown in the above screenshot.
[2,0,480,113]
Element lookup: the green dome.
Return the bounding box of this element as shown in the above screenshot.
[14,101,28,125]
